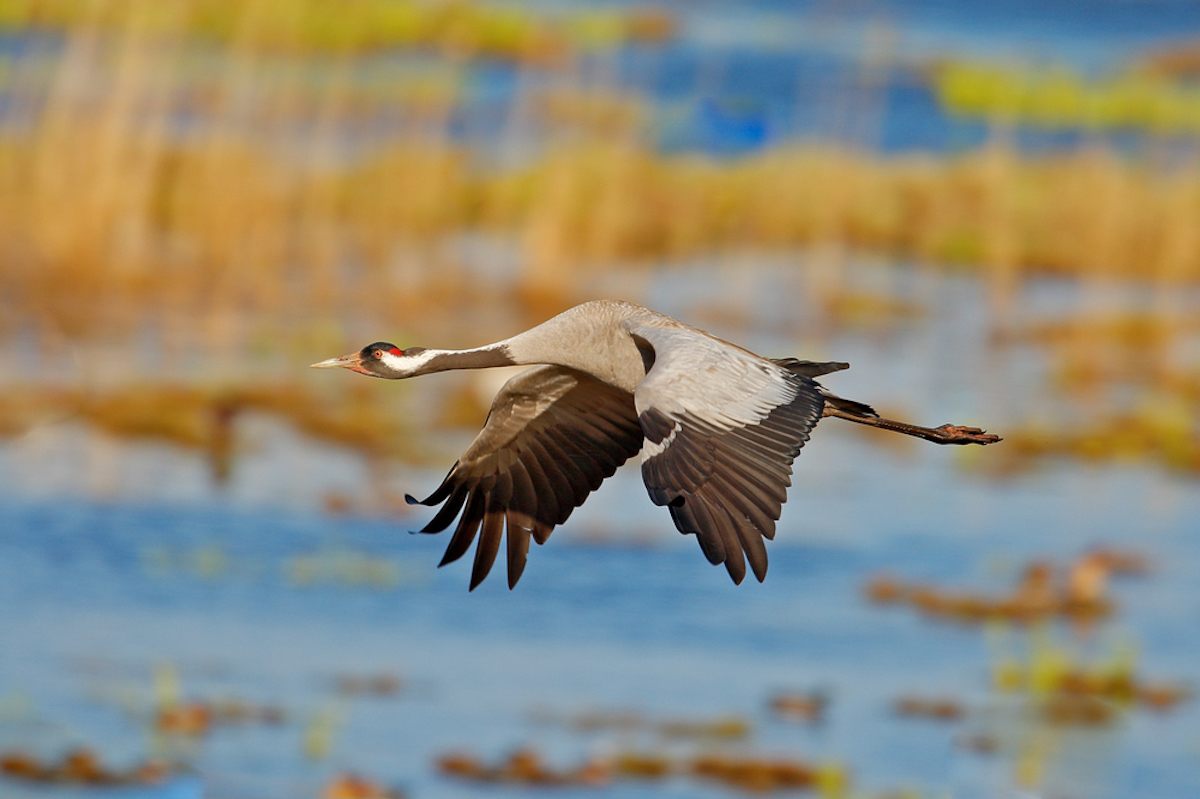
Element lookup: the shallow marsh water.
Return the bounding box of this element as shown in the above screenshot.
[1,263,1199,799]
[2,451,1198,798]
[4,0,1200,793]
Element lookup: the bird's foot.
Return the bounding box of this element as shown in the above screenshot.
[931,424,1002,445]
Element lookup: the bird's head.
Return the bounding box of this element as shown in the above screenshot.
[310,342,428,379]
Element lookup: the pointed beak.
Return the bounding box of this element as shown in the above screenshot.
[310,353,363,370]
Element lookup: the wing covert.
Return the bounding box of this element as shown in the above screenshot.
[627,319,825,584]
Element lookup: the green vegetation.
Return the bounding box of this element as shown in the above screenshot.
[938,60,1200,133]
[0,0,673,59]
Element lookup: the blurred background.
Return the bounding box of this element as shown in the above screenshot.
[2,1,1200,797]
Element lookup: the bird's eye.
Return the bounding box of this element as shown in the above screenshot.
[373,349,384,359]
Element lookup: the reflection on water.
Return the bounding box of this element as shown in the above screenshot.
[1,264,1199,798]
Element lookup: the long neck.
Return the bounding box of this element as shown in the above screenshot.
[414,314,582,375]
[406,343,516,377]
[399,301,649,388]
[496,302,648,391]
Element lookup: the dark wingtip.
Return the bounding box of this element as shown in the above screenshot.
[748,550,769,583]
[405,493,420,505]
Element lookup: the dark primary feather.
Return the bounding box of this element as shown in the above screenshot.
[639,372,825,584]
[411,348,837,590]
[408,365,644,590]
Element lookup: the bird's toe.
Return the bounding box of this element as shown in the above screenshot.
[935,424,1002,445]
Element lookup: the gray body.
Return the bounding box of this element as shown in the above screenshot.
[312,300,1000,590]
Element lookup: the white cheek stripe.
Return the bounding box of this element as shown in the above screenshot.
[379,348,439,374]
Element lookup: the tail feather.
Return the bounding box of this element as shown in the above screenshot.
[820,391,878,419]
[770,357,876,417]
[770,358,849,378]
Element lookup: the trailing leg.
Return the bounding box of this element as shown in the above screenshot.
[822,400,1001,445]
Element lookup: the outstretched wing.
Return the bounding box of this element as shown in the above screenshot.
[627,319,825,585]
[408,365,643,590]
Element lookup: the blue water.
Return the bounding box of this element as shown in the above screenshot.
[3,1,1200,792]
[2,420,1200,798]
[8,1,1200,158]
[2,261,1199,798]
[480,0,1200,155]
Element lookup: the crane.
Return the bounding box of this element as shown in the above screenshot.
[312,300,999,589]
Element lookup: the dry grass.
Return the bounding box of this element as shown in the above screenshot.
[9,126,1200,339]
[2,2,1200,477]
[493,142,1200,283]
[981,393,1200,477]
[0,381,432,461]
[3,5,1200,347]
